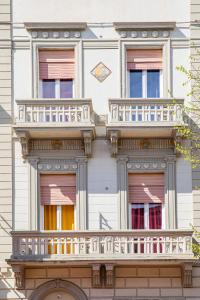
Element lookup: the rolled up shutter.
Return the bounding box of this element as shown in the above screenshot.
[39,50,75,79]
[128,173,164,203]
[40,174,76,205]
[127,49,162,70]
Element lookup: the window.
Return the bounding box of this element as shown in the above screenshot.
[127,49,162,98]
[128,173,165,230]
[40,174,76,230]
[39,50,75,98]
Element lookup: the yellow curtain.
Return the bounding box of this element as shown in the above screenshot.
[44,205,57,230]
[61,205,74,230]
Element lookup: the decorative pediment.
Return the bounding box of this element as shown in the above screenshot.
[114,22,175,39]
[24,22,87,39]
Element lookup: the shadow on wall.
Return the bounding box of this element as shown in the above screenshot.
[99,213,112,229]
[0,105,12,125]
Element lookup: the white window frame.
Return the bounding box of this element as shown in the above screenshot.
[129,203,165,230]
[128,69,163,98]
[40,205,76,231]
[40,79,74,98]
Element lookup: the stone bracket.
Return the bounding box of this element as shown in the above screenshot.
[82,130,93,157]
[109,130,119,157]
[91,264,115,288]
[16,131,30,159]
[12,265,25,289]
[182,263,193,288]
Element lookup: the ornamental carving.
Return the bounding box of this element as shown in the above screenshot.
[127,160,167,171]
[91,62,111,82]
[119,30,170,39]
[37,160,78,172]
[31,30,81,39]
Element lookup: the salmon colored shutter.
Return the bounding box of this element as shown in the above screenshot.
[39,50,75,79]
[128,173,164,203]
[127,49,163,70]
[40,174,76,205]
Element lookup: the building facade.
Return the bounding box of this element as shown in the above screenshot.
[1,0,200,299]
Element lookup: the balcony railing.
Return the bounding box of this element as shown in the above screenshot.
[11,230,193,261]
[16,99,93,125]
[108,98,184,124]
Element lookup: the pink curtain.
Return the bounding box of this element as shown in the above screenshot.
[149,204,162,229]
[132,204,144,229]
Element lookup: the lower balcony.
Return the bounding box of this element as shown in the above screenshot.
[107,98,185,138]
[9,230,194,265]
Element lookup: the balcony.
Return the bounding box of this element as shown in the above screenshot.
[107,98,185,138]
[9,230,193,265]
[13,99,95,157]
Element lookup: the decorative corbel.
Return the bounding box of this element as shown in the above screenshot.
[83,130,93,157]
[91,264,101,288]
[12,265,25,289]
[17,131,30,158]
[182,263,193,288]
[105,264,115,288]
[110,130,119,157]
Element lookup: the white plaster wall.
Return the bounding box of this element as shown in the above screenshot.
[176,156,193,228]
[13,0,190,24]
[13,49,32,101]
[88,140,118,229]
[83,48,119,115]
[14,141,29,230]
[171,47,190,100]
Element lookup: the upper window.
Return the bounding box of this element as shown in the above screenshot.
[127,49,162,98]
[128,173,165,230]
[39,50,75,98]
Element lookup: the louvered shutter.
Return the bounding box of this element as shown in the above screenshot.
[39,50,75,79]
[127,49,163,70]
[128,173,164,203]
[40,174,76,205]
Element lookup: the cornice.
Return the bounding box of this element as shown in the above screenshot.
[24,22,87,30]
[113,22,176,30]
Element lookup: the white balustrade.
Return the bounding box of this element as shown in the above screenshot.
[109,99,184,123]
[12,230,193,259]
[16,99,92,124]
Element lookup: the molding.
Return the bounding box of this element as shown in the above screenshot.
[182,263,193,288]
[83,130,93,157]
[110,130,119,157]
[83,41,118,49]
[105,264,115,288]
[25,22,87,30]
[113,22,176,30]
[30,139,84,152]
[29,279,88,300]
[12,265,24,290]
[92,264,101,288]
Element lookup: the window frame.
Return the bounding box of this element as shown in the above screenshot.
[39,79,74,98]
[32,42,82,98]
[121,42,170,99]
[129,202,166,230]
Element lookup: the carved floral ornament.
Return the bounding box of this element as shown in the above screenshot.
[118,30,170,39]
[31,30,81,39]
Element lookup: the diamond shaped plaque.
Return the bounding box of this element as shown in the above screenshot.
[91,62,111,82]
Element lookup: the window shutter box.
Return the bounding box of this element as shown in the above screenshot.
[40,174,76,205]
[127,49,163,70]
[39,50,75,79]
[128,173,164,203]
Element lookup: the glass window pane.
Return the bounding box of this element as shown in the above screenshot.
[130,70,142,98]
[131,203,144,229]
[60,79,73,98]
[147,70,160,98]
[42,80,55,98]
[149,203,162,229]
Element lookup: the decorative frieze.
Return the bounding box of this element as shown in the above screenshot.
[37,160,78,172]
[127,160,167,171]
[119,138,174,151]
[118,30,170,39]
[30,139,84,151]
[30,30,82,39]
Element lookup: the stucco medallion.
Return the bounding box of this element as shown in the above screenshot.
[91,62,111,82]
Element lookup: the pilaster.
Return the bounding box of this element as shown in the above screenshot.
[76,157,88,229]
[28,157,39,230]
[117,156,128,229]
[166,155,177,229]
